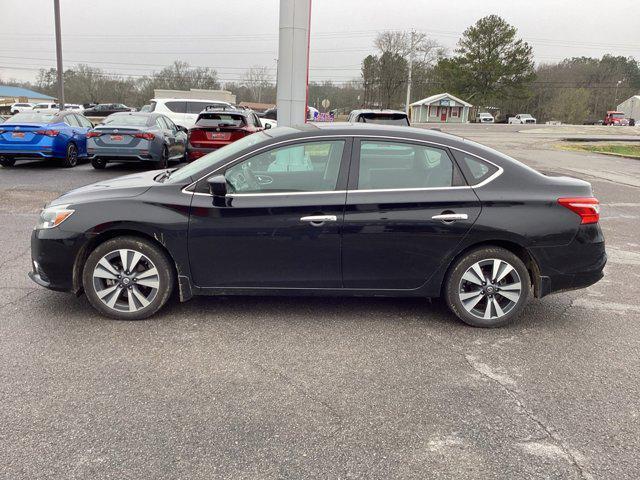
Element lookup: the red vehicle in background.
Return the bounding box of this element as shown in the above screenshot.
[603,111,629,126]
[186,106,267,161]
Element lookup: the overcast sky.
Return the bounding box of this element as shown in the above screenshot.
[1,0,639,85]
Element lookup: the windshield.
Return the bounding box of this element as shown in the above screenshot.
[361,113,409,126]
[611,113,625,118]
[103,115,149,127]
[5,112,56,124]
[196,113,245,127]
[166,132,270,184]
[519,114,532,119]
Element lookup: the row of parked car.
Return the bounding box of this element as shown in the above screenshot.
[0,98,416,169]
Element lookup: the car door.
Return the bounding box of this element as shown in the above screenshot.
[164,116,186,155]
[155,116,175,156]
[72,114,91,155]
[341,138,481,289]
[62,114,85,154]
[188,138,352,288]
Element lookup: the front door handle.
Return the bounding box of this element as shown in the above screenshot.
[300,215,337,226]
[431,213,468,222]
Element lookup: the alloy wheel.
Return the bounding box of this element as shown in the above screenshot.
[92,249,160,313]
[458,258,522,320]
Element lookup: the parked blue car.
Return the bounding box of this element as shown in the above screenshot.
[0,111,93,168]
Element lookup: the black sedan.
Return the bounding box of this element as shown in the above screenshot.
[83,103,134,117]
[29,123,606,327]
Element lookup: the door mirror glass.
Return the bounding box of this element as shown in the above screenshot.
[207,175,228,197]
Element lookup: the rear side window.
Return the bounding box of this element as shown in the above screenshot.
[165,101,186,113]
[357,140,457,190]
[76,115,93,128]
[187,101,220,114]
[64,115,80,127]
[457,153,498,185]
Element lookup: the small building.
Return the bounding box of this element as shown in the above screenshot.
[617,95,640,121]
[0,85,56,112]
[154,88,236,105]
[409,92,472,124]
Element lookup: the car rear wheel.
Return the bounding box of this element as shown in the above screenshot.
[0,156,15,167]
[82,236,174,320]
[61,143,78,168]
[445,247,530,327]
[154,146,169,169]
[91,157,107,169]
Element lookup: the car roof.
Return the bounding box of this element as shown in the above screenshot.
[151,98,232,104]
[349,109,408,116]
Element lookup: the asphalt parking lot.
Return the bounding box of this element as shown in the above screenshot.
[1,124,639,479]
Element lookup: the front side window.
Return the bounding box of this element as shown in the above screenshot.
[358,141,456,190]
[225,140,345,194]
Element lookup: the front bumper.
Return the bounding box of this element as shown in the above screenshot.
[530,224,606,297]
[29,227,87,293]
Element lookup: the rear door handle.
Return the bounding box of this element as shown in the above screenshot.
[300,215,337,226]
[431,213,468,222]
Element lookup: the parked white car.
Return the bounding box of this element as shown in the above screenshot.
[64,104,84,113]
[149,98,233,129]
[475,112,495,123]
[509,113,537,124]
[32,102,60,113]
[10,102,34,114]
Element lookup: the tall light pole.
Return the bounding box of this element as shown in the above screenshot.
[53,0,65,109]
[405,30,416,115]
[276,0,312,126]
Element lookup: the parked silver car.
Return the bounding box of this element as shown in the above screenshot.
[87,112,187,169]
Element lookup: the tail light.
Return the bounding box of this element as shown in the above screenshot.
[35,129,59,137]
[86,131,101,138]
[134,132,155,140]
[558,197,600,224]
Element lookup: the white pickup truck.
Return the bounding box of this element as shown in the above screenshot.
[508,113,537,124]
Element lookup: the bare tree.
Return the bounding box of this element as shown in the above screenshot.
[375,31,444,66]
[242,66,273,103]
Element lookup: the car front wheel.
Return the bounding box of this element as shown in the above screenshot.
[82,236,174,320]
[445,246,531,327]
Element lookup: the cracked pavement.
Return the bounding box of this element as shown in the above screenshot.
[0,124,638,479]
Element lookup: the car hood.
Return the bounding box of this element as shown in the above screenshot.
[50,169,162,206]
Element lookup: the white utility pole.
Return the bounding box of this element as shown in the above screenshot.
[404,30,415,115]
[276,0,312,126]
[53,0,65,109]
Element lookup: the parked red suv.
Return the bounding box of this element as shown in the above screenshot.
[187,107,266,161]
[603,111,629,126]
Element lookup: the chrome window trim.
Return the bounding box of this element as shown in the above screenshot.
[181,133,504,197]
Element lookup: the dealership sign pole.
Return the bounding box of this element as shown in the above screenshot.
[276,0,312,127]
[53,0,65,110]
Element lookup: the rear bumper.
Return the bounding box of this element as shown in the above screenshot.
[187,145,223,161]
[88,153,156,162]
[530,224,606,297]
[0,149,55,159]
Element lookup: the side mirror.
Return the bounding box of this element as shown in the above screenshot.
[177,125,187,133]
[207,175,228,197]
[263,122,271,130]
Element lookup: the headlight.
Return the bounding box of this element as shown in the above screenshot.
[36,204,75,229]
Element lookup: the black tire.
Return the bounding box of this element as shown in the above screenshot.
[154,146,169,169]
[444,246,531,328]
[61,142,78,168]
[82,236,175,320]
[91,157,107,169]
[0,156,15,167]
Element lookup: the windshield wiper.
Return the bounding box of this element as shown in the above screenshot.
[155,169,174,182]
